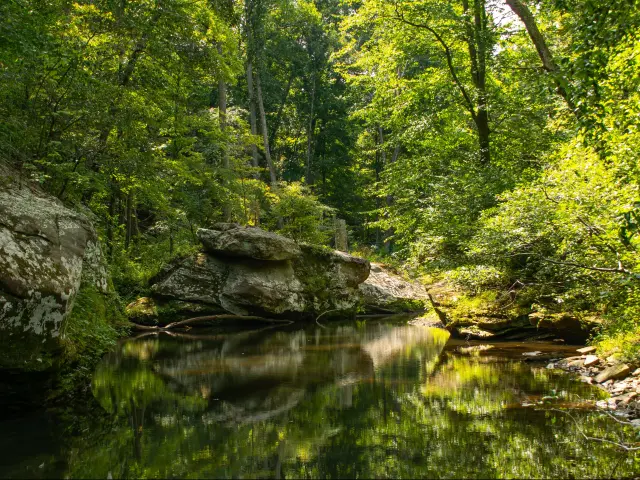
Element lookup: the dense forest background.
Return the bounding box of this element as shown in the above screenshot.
[2,0,640,359]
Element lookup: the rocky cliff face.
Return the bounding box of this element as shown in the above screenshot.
[0,169,109,371]
[150,224,371,318]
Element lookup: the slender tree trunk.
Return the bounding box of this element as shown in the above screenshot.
[305,77,316,185]
[219,45,231,221]
[255,71,277,186]
[504,0,577,113]
[107,184,116,259]
[246,61,260,170]
[269,68,295,148]
[463,0,491,164]
[125,190,133,251]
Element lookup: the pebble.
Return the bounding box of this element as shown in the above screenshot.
[583,355,599,367]
[633,368,640,376]
[576,346,597,354]
[611,383,628,394]
[546,363,555,369]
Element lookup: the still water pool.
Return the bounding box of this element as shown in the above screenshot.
[2,318,639,478]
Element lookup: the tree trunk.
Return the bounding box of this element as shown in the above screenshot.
[305,77,316,185]
[269,68,295,148]
[504,0,576,113]
[125,189,133,251]
[335,217,348,252]
[255,71,277,186]
[106,184,116,259]
[219,44,231,222]
[246,61,260,170]
[463,0,491,164]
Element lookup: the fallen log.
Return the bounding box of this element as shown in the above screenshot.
[129,314,292,331]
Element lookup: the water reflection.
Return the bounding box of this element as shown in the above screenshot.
[2,320,640,478]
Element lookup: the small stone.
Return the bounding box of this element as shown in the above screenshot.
[583,355,599,367]
[579,376,593,384]
[596,400,608,409]
[546,363,555,369]
[630,419,640,427]
[565,355,586,361]
[576,346,597,354]
[611,383,627,394]
[523,351,542,357]
[567,359,584,367]
[620,392,638,405]
[633,368,640,376]
[595,364,631,384]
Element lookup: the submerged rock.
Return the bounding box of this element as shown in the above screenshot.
[0,168,108,371]
[150,226,370,318]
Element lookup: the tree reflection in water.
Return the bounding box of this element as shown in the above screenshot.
[12,320,640,478]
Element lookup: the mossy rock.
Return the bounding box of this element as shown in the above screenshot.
[125,297,159,326]
[529,312,599,343]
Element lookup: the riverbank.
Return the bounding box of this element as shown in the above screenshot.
[551,350,640,423]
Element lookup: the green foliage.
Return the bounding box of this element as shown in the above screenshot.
[266,182,335,244]
[54,284,129,400]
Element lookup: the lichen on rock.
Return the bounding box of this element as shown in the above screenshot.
[0,171,116,371]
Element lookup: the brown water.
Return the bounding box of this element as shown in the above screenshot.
[1,318,639,478]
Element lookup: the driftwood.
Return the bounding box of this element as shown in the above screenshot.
[129,314,293,332]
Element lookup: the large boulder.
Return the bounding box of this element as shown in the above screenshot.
[197,224,301,261]
[359,263,430,313]
[0,169,108,371]
[150,226,370,318]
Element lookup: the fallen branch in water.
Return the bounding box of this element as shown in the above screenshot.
[550,408,640,451]
[129,314,292,331]
[315,308,343,329]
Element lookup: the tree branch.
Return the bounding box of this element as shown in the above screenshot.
[504,0,577,113]
[391,2,477,121]
[551,409,640,451]
[542,258,634,276]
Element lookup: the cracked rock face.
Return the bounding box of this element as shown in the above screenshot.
[151,226,371,318]
[0,174,107,370]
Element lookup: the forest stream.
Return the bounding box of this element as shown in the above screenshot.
[1,317,639,479]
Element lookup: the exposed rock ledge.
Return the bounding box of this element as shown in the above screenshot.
[136,224,429,322]
[0,167,109,371]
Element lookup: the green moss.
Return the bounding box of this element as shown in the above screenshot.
[53,284,129,400]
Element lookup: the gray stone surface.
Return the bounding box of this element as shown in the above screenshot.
[197,225,302,261]
[358,263,429,313]
[151,229,371,318]
[0,172,107,370]
[595,364,631,384]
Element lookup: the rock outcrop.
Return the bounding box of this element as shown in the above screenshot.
[0,168,109,371]
[198,224,302,260]
[149,224,370,318]
[359,263,430,313]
